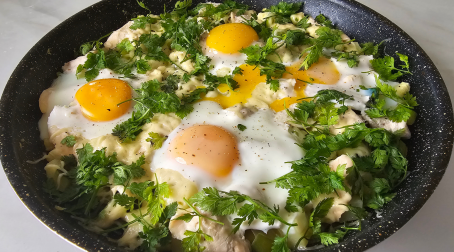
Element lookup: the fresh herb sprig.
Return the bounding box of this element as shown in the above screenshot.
[44,144,145,217]
[111,176,178,251]
[174,198,225,252]
[300,27,346,70]
[61,135,76,147]
[365,75,418,122]
[370,52,411,81]
[263,2,303,24]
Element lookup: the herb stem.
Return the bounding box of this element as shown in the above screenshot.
[183,198,224,225]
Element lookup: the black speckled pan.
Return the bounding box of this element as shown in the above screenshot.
[0,0,452,251]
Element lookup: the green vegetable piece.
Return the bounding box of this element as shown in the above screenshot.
[238,124,247,131]
[61,135,76,147]
[146,132,168,150]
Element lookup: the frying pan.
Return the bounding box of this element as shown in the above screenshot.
[0,0,452,251]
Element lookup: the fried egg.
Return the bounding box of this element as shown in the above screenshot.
[201,23,258,75]
[198,23,348,113]
[39,61,146,140]
[152,101,302,229]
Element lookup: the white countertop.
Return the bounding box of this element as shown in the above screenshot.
[0,0,453,251]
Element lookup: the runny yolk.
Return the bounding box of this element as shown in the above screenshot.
[206,23,259,54]
[270,56,340,112]
[201,57,340,112]
[75,78,132,121]
[168,125,239,177]
[202,64,266,108]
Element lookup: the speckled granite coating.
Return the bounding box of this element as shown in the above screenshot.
[0,0,452,251]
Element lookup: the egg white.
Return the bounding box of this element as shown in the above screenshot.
[305,55,402,111]
[151,101,303,228]
[39,57,148,140]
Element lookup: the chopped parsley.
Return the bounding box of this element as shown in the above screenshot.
[365,75,418,122]
[44,143,145,216]
[60,135,76,147]
[370,52,412,81]
[44,1,419,251]
[146,132,167,149]
[237,124,247,131]
[264,2,303,24]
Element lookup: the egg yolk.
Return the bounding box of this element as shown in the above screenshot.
[75,78,132,121]
[202,64,266,108]
[206,23,259,54]
[270,56,340,112]
[201,57,340,112]
[168,125,239,177]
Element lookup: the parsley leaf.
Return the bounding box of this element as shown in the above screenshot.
[45,144,146,217]
[361,41,382,56]
[315,14,334,28]
[177,198,224,252]
[242,13,272,40]
[146,132,168,149]
[130,15,158,30]
[240,37,287,91]
[331,51,359,68]
[300,27,344,70]
[61,135,76,147]
[182,229,213,252]
[190,188,296,234]
[237,124,247,131]
[370,53,411,81]
[113,193,136,211]
[112,155,146,185]
[232,66,243,75]
[319,229,347,246]
[116,38,134,53]
[271,234,291,252]
[365,75,418,122]
[264,2,303,24]
[112,110,152,143]
[197,0,249,21]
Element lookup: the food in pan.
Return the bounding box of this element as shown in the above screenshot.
[39,1,417,251]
